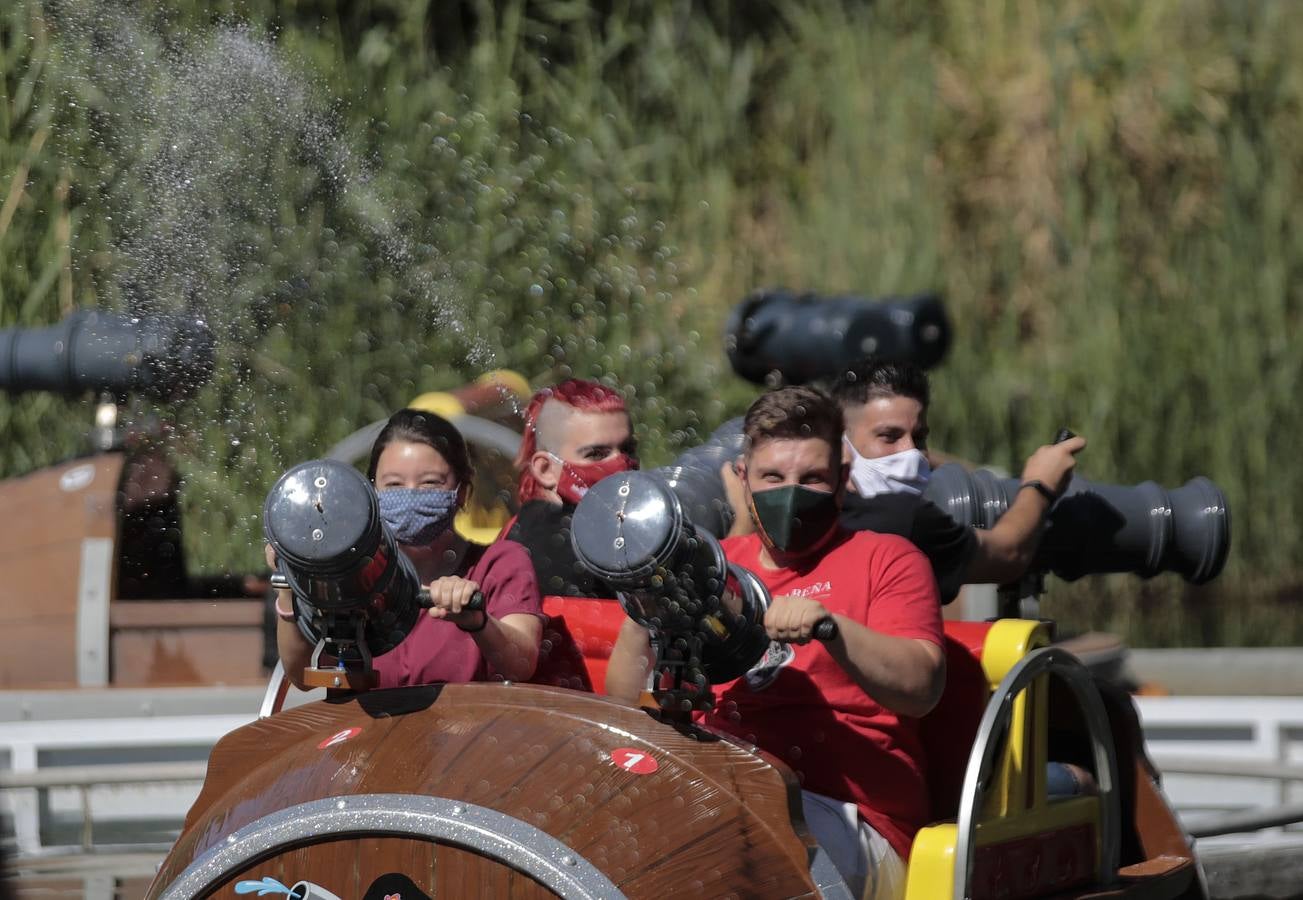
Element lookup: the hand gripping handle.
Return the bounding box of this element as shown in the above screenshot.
[813,616,839,642]
[418,589,486,611]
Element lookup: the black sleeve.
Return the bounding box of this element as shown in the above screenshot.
[505,501,605,598]
[909,498,977,604]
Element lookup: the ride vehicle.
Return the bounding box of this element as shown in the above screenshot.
[1,308,1227,898]
[147,457,1222,899]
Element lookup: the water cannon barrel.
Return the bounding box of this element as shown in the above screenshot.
[570,469,771,683]
[0,309,215,401]
[725,289,951,385]
[650,418,746,539]
[263,459,426,658]
[925,464,1231,584]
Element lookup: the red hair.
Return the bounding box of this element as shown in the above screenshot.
[515,379,628,504]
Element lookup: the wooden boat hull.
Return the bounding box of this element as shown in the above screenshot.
[147,682,835,899]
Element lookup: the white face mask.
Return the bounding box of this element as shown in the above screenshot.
[843,435,932,498]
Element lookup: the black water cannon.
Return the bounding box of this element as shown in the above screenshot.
[0,309,216,402]
[925,465,1231,585]
[570,470,774,704]
[651,418,747,539]
[263,459,479,682]
[725,289,951,385]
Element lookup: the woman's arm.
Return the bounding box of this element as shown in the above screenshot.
[267,543,321,690]
[470,612,542,681]
[426,567,542,682]
[275,609,316,691]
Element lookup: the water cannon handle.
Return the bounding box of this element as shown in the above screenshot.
[417,589,486,612]
[813,616,839,643]
[1054,428,1077,444]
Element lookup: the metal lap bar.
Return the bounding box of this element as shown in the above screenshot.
[953,647,1121,899]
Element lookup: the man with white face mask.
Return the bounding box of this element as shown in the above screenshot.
[832,358,1086,603]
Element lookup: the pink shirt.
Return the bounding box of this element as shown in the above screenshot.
[372,540,542,687]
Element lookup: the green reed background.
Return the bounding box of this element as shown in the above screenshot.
[1,1,1299,645]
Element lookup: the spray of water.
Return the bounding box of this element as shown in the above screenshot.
[39,2,719,570]
[52,3,487,361]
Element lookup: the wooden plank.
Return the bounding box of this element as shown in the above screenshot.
[109,600,264,628]
[0,456,122,689]
[111,628,265,686]
[433,842,558,898]
[0,455,123,552]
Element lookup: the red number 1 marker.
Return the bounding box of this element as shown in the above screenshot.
[610,747,658,775]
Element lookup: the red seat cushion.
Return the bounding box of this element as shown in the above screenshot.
[530,596,626,694]
[922,621,994,821]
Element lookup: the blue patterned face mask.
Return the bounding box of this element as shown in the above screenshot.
[376,488,459,545]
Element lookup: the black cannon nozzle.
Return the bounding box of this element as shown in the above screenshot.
[725,289,951,386]
[0,310,216,402]
[925,464,1231,585]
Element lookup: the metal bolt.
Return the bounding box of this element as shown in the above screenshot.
[614,537,625,549]
[315,476,327,488]
[312,528,324,540]
[452,805,464,815]
[618,484,630,496]
[562,855,577,867]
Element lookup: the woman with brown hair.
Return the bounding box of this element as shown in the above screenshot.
[273,408,543,688]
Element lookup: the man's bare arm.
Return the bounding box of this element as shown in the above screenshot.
[964,436,1086,584]
[764,594,944,718]
[824,619,945,718]
[606,618,656,703]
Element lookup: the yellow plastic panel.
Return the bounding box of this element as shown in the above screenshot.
[980,619,1051,688]
[974,795,1100,846]
[455,509,505,545]
[476,369,531,401]
[408,391,466,420]
[904,823,957,900]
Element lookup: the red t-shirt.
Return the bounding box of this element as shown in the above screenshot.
[702,528,942,859]
[372,540,543,688]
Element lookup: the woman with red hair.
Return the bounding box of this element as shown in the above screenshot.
[506,379,638,597]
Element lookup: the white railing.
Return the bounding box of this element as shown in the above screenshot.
[1135,695,1303,842]
[0,713,252,856]
[3,692,1301,858]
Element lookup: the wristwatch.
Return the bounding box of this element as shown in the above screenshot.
[1019,479,1058,503]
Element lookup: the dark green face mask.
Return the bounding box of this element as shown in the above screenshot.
[749,484,840,555]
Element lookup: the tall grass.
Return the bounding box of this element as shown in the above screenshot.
[1,0,1299,645]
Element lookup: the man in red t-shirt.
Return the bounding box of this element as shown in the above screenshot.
[607,385,944,900]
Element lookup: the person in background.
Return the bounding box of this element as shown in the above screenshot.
[505,378,638,597]
[271,408,543,688]
[607,386,944,900]
[831,358,1086,603]
[831,358,1098,798]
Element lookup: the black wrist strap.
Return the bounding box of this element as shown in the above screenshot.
[457,609,489,634]
[1020,479,1058,503]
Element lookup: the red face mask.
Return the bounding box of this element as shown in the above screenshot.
[552,453,638,505]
